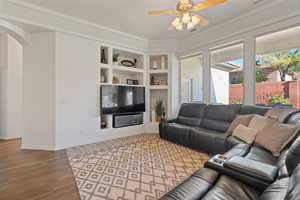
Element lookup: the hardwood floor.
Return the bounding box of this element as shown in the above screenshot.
[0,139,81,200]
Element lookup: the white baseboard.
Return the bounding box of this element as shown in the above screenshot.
[21,144,57,151]
[0,136,21,140]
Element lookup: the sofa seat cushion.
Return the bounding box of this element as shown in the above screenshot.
[160,168,219,200]
[190,128,227,154]
[245,146,277,165]
[165,123,192,147]
[201,175,260,200]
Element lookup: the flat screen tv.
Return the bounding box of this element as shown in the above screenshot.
[101,85,145,114]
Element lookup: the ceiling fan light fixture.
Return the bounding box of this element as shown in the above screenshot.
[172,17,181,27]
[175,23,183,30]
[150,0,228,31]
[191,15,201,25]
[187,22,195,30]
[181,12,191,24]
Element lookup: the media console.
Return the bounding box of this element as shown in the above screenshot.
[113,113,144,128]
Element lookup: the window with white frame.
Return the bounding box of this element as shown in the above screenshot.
[210,43,245,104]
[180,55,204,103]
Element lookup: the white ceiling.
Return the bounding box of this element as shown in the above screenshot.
[18,0,270,40]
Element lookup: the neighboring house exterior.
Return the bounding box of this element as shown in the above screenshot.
[230,66,300,83]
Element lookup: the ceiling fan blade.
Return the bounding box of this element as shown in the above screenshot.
[193,0,227,11]
[197,16,209,26]
[148,10,177,15]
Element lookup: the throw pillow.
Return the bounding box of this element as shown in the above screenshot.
[255,123,299,157]
[248,114,277,130]
[232,124,259,144]
[265,107,286,120]
[227,114,254,133]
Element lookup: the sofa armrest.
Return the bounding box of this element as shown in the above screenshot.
[205,156,278,190]
[224,156,279,183]
[226,136,247,151]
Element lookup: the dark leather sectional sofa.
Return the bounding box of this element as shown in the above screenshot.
[159,103,300,200]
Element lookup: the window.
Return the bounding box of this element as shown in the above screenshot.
[256,26,300,108]
[180,55,203,103]
[210,43,244,104]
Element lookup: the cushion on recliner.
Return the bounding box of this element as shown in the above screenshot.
[285,164,300,200]
[160,168,219,200]
[201,105,240,132]
[245,146,277,165]
[201,175,260,200]
[203,104,241,122]
[240,105,270,116]
[177,103,206,126]
[201,119,231,132]
[260,177,289,200]
[190,128,227,154]
[286,136,300,176]
[166,123,191,147]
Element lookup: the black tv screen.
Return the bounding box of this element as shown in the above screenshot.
[101,85,145,114]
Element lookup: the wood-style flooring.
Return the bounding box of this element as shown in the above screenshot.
[0,139,80,200]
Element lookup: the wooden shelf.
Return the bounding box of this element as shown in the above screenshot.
[112,65,144,74]
[100,63,110,69]
[149,69,168,74]
[149,85,168,90]
[99,83,145,87]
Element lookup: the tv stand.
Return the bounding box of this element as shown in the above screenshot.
[113,113,144,128]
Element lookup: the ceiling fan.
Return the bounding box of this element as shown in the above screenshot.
[148,0,228,31]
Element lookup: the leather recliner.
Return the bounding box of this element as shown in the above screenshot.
[160,136,300,200]
[160,103,273,155]
[159,103,300,200]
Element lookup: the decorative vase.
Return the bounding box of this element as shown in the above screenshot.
[153,61,158,70]
[112,76,120,84]
[101,72,105,83]
[161,56,166,70]
[101,48,106,64]
[156,115,161,123]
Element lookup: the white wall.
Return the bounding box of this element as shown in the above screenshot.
[55,32,99,149]
[0,33,22,140]
[22,31,146,150]
[22,32,56,150]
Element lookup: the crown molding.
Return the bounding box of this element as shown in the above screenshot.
[1,0,299,55]
[1,0,149,52]
[0,18,30,44]
[7,0,147,42]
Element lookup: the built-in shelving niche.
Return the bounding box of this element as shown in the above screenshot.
[148,54,170,123]
[98,45,146,130]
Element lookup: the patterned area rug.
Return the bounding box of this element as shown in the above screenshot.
[67,134,209,200]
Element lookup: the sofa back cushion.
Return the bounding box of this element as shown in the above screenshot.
[285,164,300,200]
[286,112,300,125]
[177,103,206,126]
[202,104,241,132]
[240,105,270,116]
[286,136,300,176]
